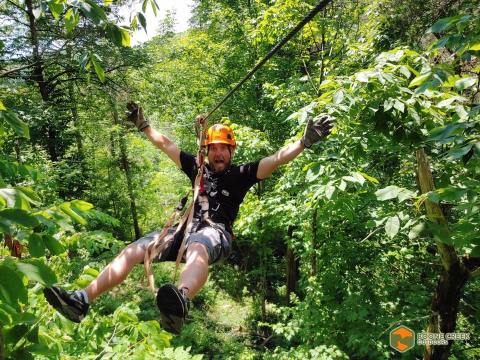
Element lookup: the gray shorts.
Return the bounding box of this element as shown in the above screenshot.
[133,223,232,265]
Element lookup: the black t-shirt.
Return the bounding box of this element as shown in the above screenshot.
[180,151,261,229]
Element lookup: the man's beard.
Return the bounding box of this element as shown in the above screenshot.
[212,158,230,172]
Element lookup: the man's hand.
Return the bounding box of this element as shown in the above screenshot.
[301,114,333,148]
[126,102,150,131]
[195,114,207,126]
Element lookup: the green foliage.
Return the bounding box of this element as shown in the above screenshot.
[1,0,479,358]
[265,345,349,360]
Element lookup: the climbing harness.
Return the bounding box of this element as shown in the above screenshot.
[144,120,209,291]
[143,0,333,292]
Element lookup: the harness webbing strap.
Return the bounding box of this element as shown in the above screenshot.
[173,123,208,282]
[144,190,191,292]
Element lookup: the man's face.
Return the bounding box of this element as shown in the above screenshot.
[208,143,232,173]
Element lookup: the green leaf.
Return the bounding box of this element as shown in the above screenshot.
[0,110,29,138]
[398,66,411,78]
[16,186,41,205]
[325,185,335,200]
[59,202,86,224]
[131,15,138,30]
[0,188,32,209]
[437,96,463,108]
[43,234,65,255]
[64,8,79,33]
[150,0,158,16]
[0,303,14,325]
[114,305,138,324]
[448,144,473,160]
[408,223,425,240]
[471,246,480,258]
[71,200,93,211]
[429,16,457,33]
[409,73,430,87]
[90,53,105,82]
[397,188,416,202]
[375,186,400,201]
[16,259,57,286]
[0,100,6,110]
[138,12,147,33]
[355,71,373,83]
[28,233,46,257]
[333,90,344,104]
[393,99,405,113]
[83,265,99,277]
[33,6,43,18]
[0,265,27,306]
[4,324,29,346]
[142,0,148,13]
[79,0,107,24]
[385,216,400,238]
[429,122,467,143]
[107,25,131,47]
[469,42,480,51]
[48,0,64,19]
[428,223,452,244]
[433,187,468,201]
[358,171,379,184]
[454,77,477,91]
[0,208,39,227]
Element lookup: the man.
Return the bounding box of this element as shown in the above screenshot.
[43,103,332,334]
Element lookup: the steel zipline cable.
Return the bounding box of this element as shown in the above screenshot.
[203,0,333,121]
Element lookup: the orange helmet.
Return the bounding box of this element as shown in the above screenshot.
[203,124,236,147]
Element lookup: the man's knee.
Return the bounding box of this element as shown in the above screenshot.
[119,243,146,264]
[186,242,209,261]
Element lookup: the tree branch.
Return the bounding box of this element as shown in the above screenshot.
[0,62,38,78]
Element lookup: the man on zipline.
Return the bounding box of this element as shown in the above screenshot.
[44,103,332,334]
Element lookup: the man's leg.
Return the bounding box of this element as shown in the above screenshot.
[44,238,151,322]
[85,242,146,302]
[156,236,212,334]
[178,242,209,299]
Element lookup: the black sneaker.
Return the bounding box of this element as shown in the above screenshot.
[43,286,89,323]
[156,284,189,334]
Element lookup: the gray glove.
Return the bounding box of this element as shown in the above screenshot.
[301,114,333,148]
[126,102,150,131]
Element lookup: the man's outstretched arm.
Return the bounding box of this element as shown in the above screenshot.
[143,127,181,168]
[257,140,304,180]
[256,114,333,180]
[127,102,182,168]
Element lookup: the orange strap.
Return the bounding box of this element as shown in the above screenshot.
[172,121,208,282]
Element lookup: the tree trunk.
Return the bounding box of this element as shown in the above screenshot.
[14,139,21,163]
[4,234,22,258]
[109,97,141,240]
[311,207,318,276]
[67,77,83,158]
[25,0,61,161]
[415,148,470,360]
[286,226,300,305]
[25,0,48,101]
[286,247,294,304]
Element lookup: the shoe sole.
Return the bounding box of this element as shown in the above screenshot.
[156,284,186,334]
[43,287,83,323]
